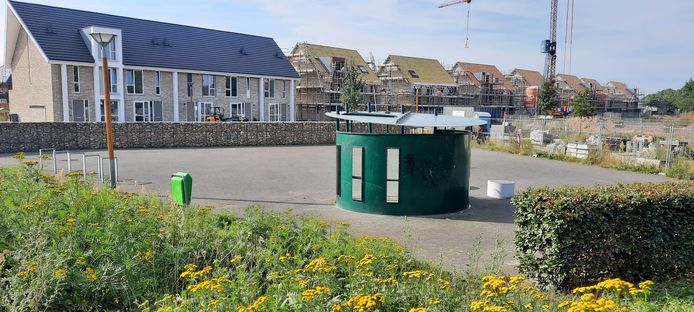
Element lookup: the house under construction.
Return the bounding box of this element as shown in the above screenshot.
[508,68,544,112]
[287,43,382,121]
[604,81,639,117]
[449,62,516,116]
[376,55,461,114]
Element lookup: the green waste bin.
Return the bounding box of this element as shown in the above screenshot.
[171,172,192,206]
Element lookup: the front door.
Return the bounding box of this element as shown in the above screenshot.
[72,100,89,122]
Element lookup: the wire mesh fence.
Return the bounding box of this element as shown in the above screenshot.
[483,116,692,170]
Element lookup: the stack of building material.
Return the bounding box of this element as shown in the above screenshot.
[530,130,552,145]
[566,142,590,159]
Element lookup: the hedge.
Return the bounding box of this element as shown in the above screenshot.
[512,181,694,290]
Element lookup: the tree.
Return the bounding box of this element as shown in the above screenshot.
[538,79,558,114]
[673,78,694,112]
[643,89,677,114]
[570,89,595,117]
[340,63,364,112]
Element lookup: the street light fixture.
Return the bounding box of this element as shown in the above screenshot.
[90,32,117,188]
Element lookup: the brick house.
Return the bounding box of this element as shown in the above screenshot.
[4,1,298,123]
[287,43,382,120]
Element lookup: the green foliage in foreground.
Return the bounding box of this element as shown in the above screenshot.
[0,165,692,311]
[512,181,694,291]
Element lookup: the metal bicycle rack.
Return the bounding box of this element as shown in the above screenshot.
[37,148,119,185]
[38,148,57,174]
[82,154,103,181]
[102,157,119,183]
[51,151,74,173]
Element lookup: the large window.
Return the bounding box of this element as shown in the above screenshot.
[225,76,238,97]
[155,71,161,95]
[386,148,400,203]
[99,100,119,121]
[230,102,245,119]
[202,75,215,97]
[133,101,163,122]
[264,79,275,98]
[269,103,280,121]
[352,147,363,201]
[125,70,144,94]
[98,67,118,94]
[72,66,80,93]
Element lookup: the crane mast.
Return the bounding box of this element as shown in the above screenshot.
[543,0,558,82]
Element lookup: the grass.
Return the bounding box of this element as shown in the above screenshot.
[0,161,692,311]
[473,140,693,180]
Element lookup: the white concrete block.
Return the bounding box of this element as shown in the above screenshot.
[487,180,516,199]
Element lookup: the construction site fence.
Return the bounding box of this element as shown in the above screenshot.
[485,116,692,168]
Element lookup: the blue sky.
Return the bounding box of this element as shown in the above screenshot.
[2,0,693,93]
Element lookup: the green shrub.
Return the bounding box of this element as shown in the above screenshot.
[512,181,694,291]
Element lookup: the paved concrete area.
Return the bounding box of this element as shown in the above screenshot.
[0,146,670,273]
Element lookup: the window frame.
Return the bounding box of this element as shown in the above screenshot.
[125,69,144,95]
[268,103,280,121]
[99,100,119,122]
[187,73,193,96]
[97,40,117,61]
[133,100,152,122]
[225,76,238,97]
[98,67,119,94]
[282,80,287,98]
[72,66,80,93]
[351,146,364,201]
[246,77,251,98]
[202,74,216,97]
[229,102,245,118]
[154,71,161,95]
[386,148,400,203]
[264,79,275,98]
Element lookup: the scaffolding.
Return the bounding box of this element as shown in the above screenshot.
[288,43,382,121]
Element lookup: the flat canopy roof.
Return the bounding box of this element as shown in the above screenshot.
[325,111,487,128]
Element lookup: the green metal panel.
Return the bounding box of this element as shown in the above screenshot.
[171,172,192,206]
[336,132,472,215]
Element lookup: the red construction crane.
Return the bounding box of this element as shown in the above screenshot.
[438,0,473,48]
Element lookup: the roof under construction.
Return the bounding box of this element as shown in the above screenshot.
[325,111,486,128]
[292,43,380,84]
[384,55,456,86]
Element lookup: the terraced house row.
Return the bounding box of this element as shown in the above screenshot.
[4,1,640,122]
[4,1,298,122]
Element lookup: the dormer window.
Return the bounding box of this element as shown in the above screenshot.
[358,65,368,74]
[97,40,117,61]
[408,70,419,78]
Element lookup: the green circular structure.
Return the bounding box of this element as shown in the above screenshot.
[328,110,485,216]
